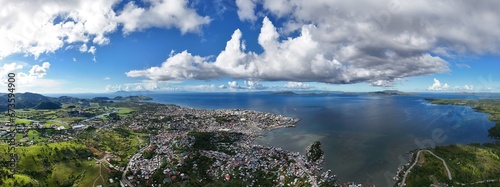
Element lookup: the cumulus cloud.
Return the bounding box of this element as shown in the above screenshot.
[126,50,219,80]
[207,0,500,86]
[235,0,258,21]
[0,0,119,59]
[127,17,449,85]
[105,84,122,92]
[427,78,450,91]
[88,46,96,55]
[0,0,210,59]
[244,80,265,89]
[29,62,51,78]
[1,62,53,86]
[427,78,474,91]
[284,82,312,89]
[260,0,500,54]
[370,80,396,87]
[227,81,240,89]
[116,0,211,34]
[79,44,88,53]
[186,84,217,91]
[105,80,180,92]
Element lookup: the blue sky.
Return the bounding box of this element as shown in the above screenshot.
[1,0,499,93]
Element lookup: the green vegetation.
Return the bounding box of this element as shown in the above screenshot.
[406,144,500,186]
[34,101,62,110]
[406,151,451,186]
[0,141,94,186]
[14,119,31,125]
[434,144,500,183]
[78,127,148,166]
[189,131,243,155]
[307,141,324,163]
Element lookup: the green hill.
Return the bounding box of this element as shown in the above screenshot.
[34,101,62,110]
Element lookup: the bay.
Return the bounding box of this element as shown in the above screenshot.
[50,92,497,186]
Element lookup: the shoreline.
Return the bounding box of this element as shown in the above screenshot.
[394,99,500,186]
[118,102,342,186]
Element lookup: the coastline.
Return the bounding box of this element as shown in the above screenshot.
[395,99,500,186]
[118,102,341,186]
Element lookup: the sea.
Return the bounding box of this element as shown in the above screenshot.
[47,91,499,186]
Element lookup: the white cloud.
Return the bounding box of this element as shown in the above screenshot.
[370,80,395,87]
[28,62,50,78]
[103,76,110,80]
[79,44,88,53]
[105,84,122,92]
[105,80,181,92]
[236,0,258,21]
[427,78,474,91]
[73,58,76,62]
[278,0,500,54]
[428,78,449,91]
[244,80,265,89]
[186,84,217,91]
[0,63,24,79]
[0,0,120,59]
[228,81,240,89]
[0,0,211,59]
[116,0,211,34]
[0,62,61,92]
[126,50,218,80]
[126,17,449,86]
[219,85,227,89]
[130,0,500,86]
[284,82,312,89]
[88,46,96,55]
[15,78,66,93]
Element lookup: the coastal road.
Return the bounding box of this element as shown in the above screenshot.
[400,150,452,186]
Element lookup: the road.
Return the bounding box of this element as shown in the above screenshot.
[400,150,452,187]
[121,136,152,187]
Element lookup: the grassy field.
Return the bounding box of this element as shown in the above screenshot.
[0,141,96,186]
[27,130,48,143]
[14,119,31,125]
[78,127,148,167]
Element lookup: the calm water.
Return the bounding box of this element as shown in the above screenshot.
[50,92,497,186]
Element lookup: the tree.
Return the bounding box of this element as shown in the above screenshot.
[306,141,324,163]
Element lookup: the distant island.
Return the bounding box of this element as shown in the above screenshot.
[272,90,412,96]
[113,95,152,101]
[273,91,297,95]
[369,90,413,96]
